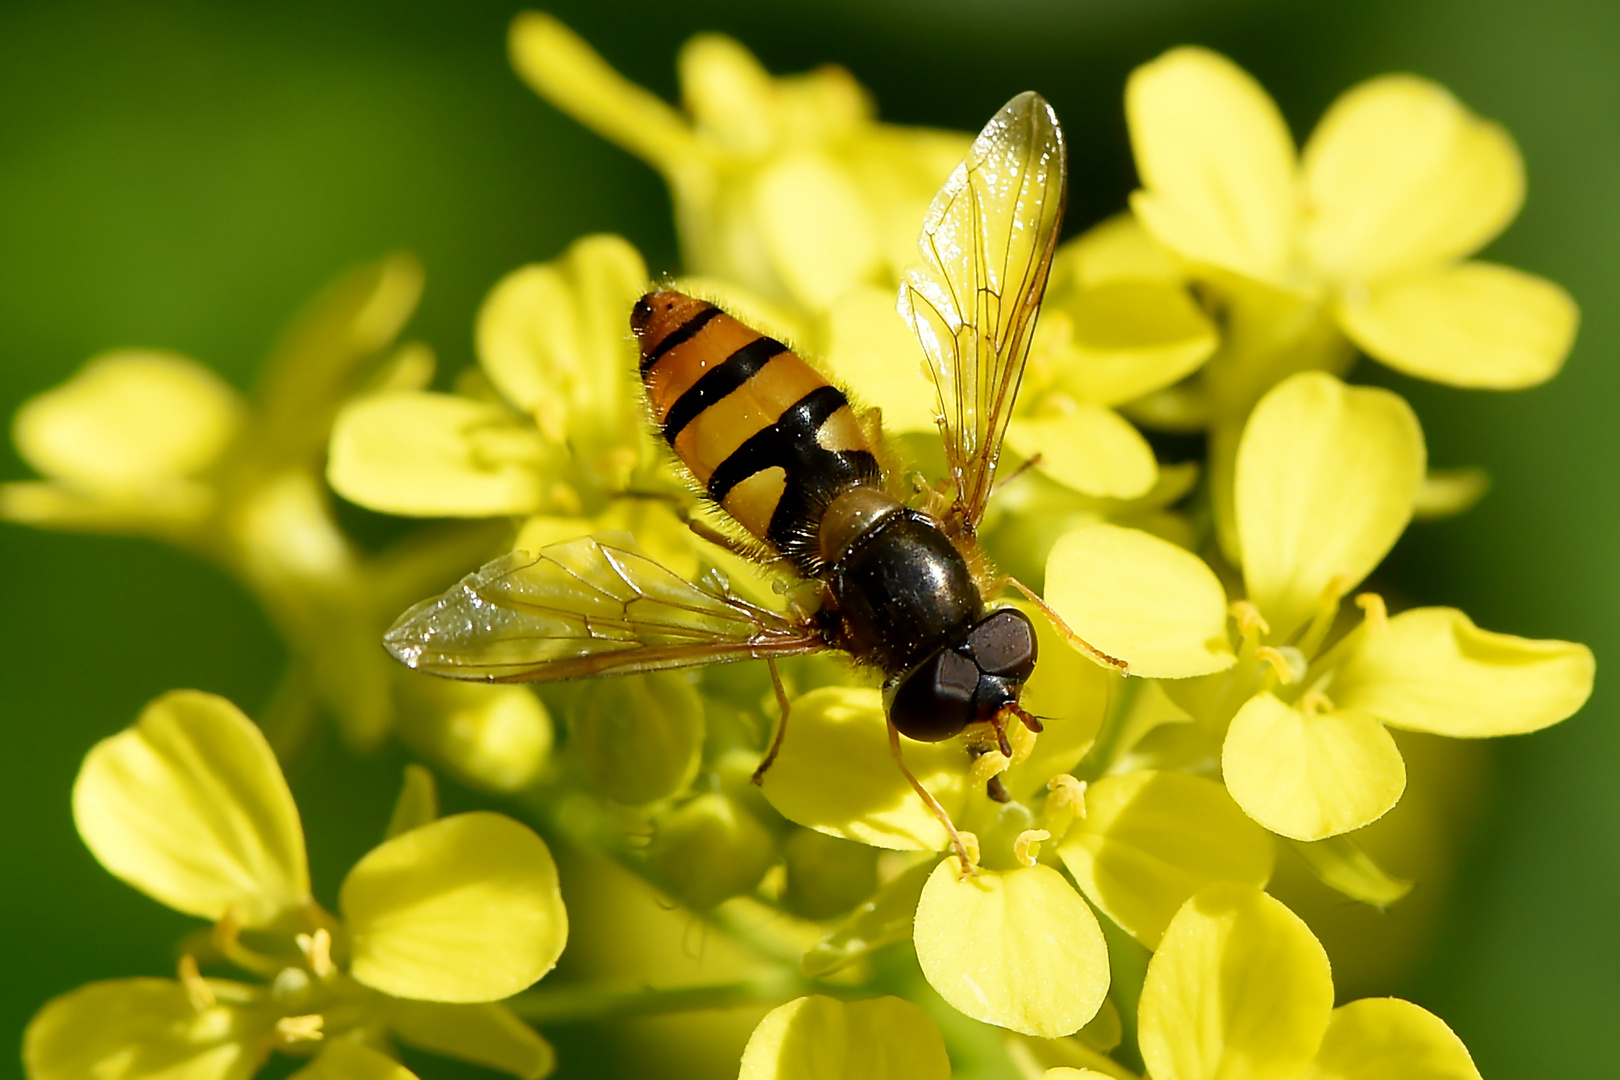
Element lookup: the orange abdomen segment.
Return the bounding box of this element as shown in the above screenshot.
[631,290,881,568]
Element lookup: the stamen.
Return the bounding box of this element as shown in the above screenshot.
[1230,600,1270,639]
[1255,645,1307,684]
[274,1015,325,1044]
[1047,774,1088,816]
[1014,829,1051,867]
[969,747,1009,790]
[178,954,215,1011]
[1355,592,1389,632]
[296,928,335,978]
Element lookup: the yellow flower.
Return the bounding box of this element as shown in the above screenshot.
[738,995,951,1080]
[508,13,968,315]
[1128,46,1576,394]
[1048,373,1593,841]
[1135,882,1483,1080]
[1124,47,1578,552]
[328,235,656,521]
[27,690,564,1080]
[1,257,548,783]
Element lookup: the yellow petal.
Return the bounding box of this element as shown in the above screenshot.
[1058,213,1187,288]
[997,599,1111,801]
[327,391,547,517]
[1222,693,1406,840]
[755,152,881,312]
[475,235,648,454]
[1043,1072,1116,1080]
[1040,280,1217,407]
[1058,771,1275,948]
[1127,47,1298,283]
[1303,75,1522,282]
[24,978,273,1080]
[73,691,309,927]
[257,253,424,452]
[1139,883,1333,1080]
[1328,607,1594,737]
[1337,262,1577,388]
[0,478,213,534]
[821,285,938,432]
[386,1000,556,1079]
[1007,406,1158,499]
[1235,373,1424,639]
[289,1043,419,1080]
[739,995,951,1080]
[758,687,967,851]
[342,812,567,1003]
[507,13,698,175]
[913,860,1109,1037]
[1301,998,1481,1080]
[13,351,242,492]
[1044,523,1235,679]
[677,33,779,153]
[569,672,705,805]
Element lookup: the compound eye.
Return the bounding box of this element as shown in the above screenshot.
[886,647,979,742]
[967,608,1038,681]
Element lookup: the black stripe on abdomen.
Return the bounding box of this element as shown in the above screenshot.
[661,336,788,443]
[708,385,881,568]
[639,305,721,375]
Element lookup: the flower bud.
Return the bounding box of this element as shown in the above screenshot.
[647,792,776,909]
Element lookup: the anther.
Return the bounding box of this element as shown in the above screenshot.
[296,927,335,978]
[1255,645,1307,684]
[1014,829,1052,867]
[274,1015,325,1044]
[1230,600,1270,639]
[1355,592,1389,632]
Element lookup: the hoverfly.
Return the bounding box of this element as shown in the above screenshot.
[384,92,1123,864]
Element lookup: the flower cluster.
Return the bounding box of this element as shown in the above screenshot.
[10,13,1594,1080]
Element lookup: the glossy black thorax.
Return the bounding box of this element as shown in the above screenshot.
[824,508,981,674]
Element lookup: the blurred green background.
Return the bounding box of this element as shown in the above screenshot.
[1,0,1614,1076]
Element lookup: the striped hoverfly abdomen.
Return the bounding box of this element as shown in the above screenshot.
[632,291,883,573]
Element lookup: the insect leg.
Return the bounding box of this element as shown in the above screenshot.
[992,452,1044,493]
[750,657,793,786]
[619,489,763,560]
[1007,576,1129,674]
[886,719,975,874]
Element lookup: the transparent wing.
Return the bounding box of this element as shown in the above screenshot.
[898,91,1067,531]
[384,532,826,682]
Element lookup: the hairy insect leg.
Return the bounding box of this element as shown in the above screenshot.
[887,719,974,873]
[1007,576,1129,674]
[750,658,793,786]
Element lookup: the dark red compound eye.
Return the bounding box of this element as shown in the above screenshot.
[966,608,1037,682]
[887,647,979,742]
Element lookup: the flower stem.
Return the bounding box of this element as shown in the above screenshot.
[505,973,807,1025]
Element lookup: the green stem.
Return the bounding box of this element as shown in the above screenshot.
[505,973,807,1025]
